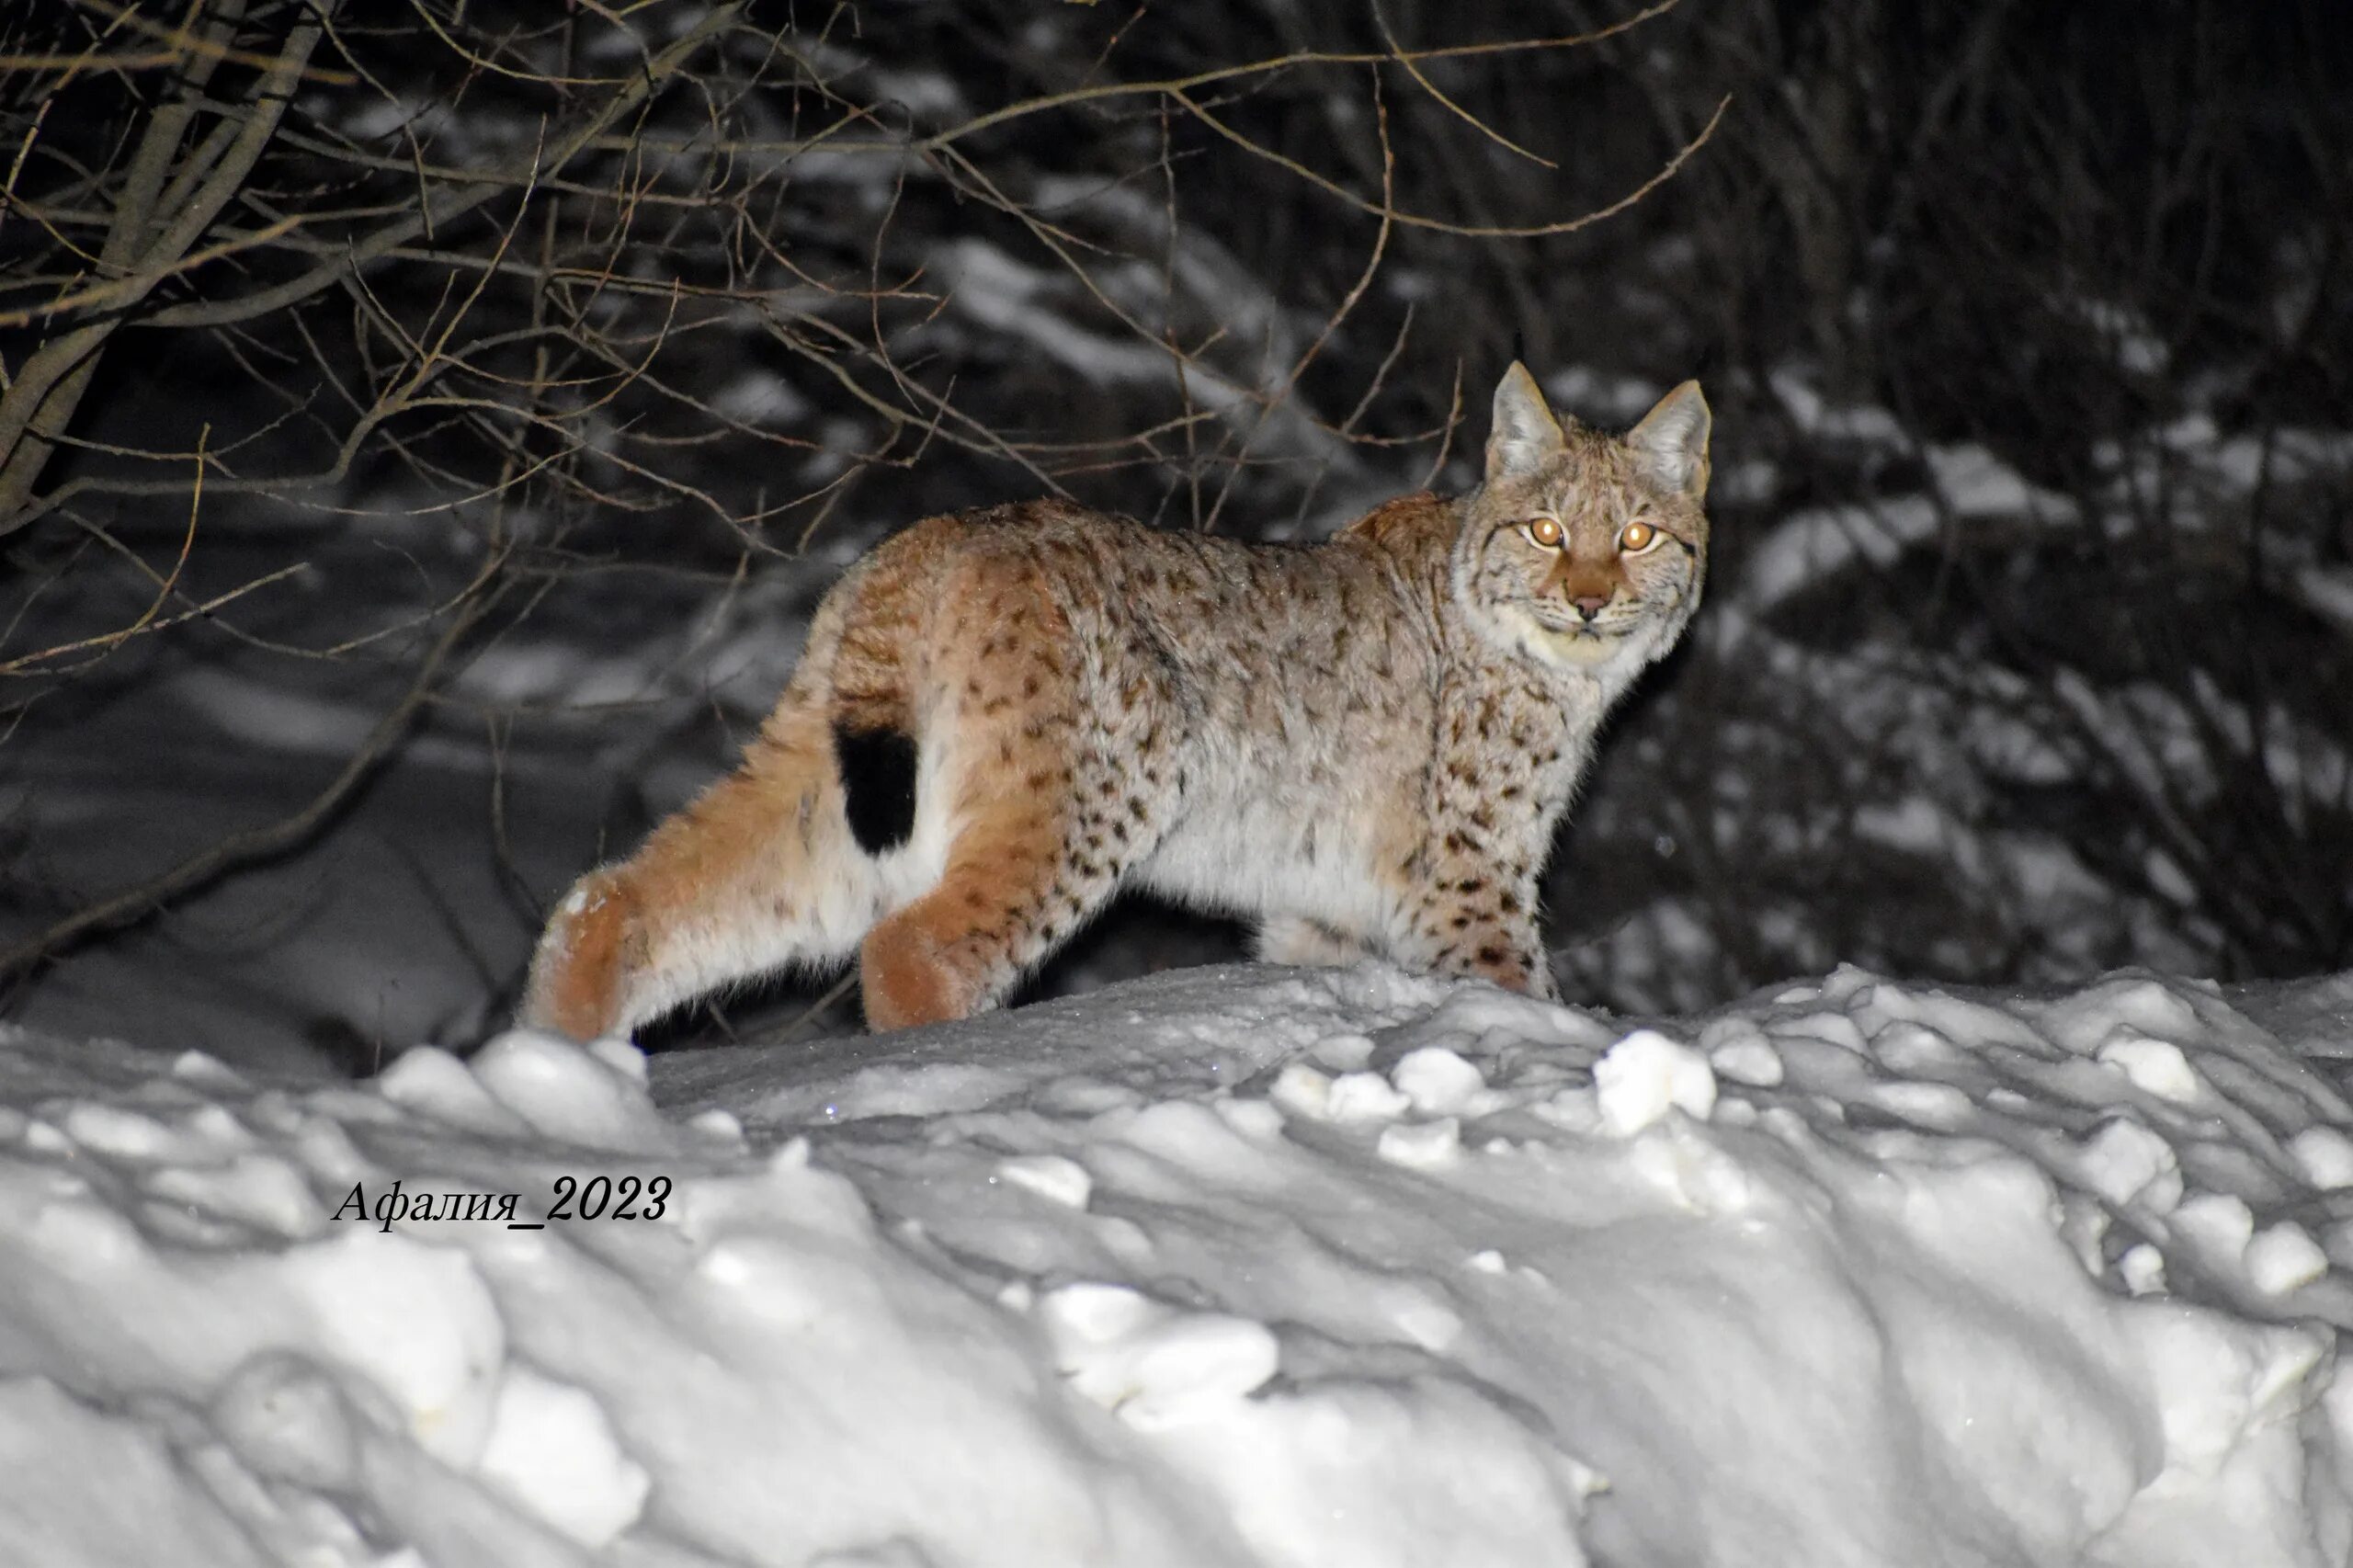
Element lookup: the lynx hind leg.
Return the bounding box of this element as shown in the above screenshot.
[858,562,1157,1029]
[1256,916,1376,970]
[861,722,1178,1029]
[859,789,1069,1029]
[520,692,879,1040]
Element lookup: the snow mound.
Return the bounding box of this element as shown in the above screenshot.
[4,962,2352,1565]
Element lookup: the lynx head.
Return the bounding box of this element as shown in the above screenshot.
[1454,362,1711,681]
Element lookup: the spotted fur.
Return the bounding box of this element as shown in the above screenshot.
[519,365,1711,1038]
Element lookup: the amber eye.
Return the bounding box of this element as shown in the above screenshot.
[1619,520,1659,553]
[1522,517,1564,549]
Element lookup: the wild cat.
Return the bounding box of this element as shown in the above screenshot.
[521,364,1711,1040]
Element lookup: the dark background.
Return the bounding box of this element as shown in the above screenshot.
[4,0,2348,1070]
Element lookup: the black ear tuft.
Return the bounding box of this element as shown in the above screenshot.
[834,722,918,855]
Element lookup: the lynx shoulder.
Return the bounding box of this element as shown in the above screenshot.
[521,364,1711,1039]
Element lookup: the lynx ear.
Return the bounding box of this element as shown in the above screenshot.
[1628,380,1711,499]
[1486,362,1567,483]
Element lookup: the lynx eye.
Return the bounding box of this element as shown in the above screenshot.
[1522,517,1564,550]
[1618,520,1660,553]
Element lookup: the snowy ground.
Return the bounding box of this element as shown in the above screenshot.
[6,962,2353,1566]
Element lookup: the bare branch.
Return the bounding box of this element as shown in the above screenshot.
[0,572,494,982]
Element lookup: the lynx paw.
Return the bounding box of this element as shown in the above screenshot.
[859,916,988,1031]
[521,873,642,1041]
[1256,916,1374,969]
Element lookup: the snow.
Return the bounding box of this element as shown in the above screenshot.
[4,961,2353,1565]
[1589,1027,1717,1133]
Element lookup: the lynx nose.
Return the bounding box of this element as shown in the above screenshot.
[1570,594,1611,621]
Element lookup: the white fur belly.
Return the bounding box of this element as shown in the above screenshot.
[1138,803,1387,933]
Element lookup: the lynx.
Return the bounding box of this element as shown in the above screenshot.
[521,364,1711,1040]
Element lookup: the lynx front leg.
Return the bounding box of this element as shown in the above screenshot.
[520,697,876,1040]
[1392,858,1558,1002]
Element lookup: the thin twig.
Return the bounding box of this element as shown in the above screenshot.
[0,579,496,981]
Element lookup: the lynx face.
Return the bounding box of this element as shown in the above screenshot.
[1456,368,1711,677]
